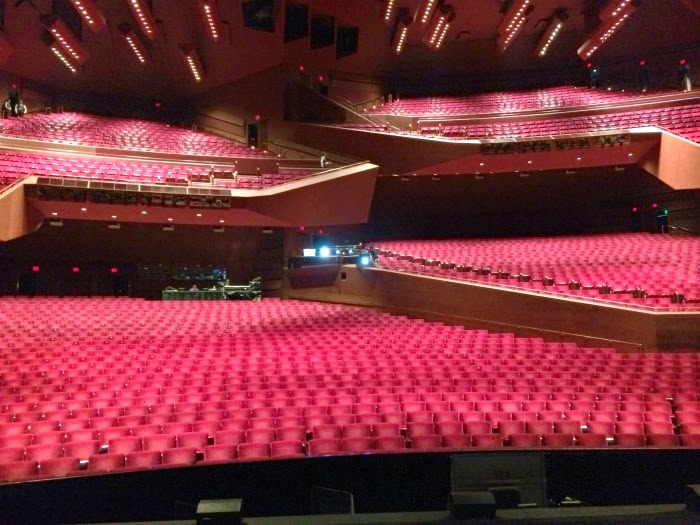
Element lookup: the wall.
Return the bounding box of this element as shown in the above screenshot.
[284,265,700,351]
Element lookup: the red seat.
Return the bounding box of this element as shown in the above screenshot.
[373,436,406,451]
[340,437,374,453]
[162,447,197,466]
[237,442,271,460]
[308,438,341,456]
[214,430,245,445]
[203,444,237,462]
[39,456,81,478]
[126,450,162,468]
[63,440,101,460]
[244,428,276,444]
[410,434,442,450]
[471,434,503,448]
[508,433,541,448]
[645,434,680,447]
[26,443,64,461]
[575,433,608,447]
[268,439,304,459]
[372,423,401,437]
[541,433,575,447]
[613,433,646,447]
[0,446,25,462]
[143,433,176,451]
[463,421,492,434]
[88,452,125,472]
[108,436,142,454]
[0,460,39,481]
[441,434,472,449]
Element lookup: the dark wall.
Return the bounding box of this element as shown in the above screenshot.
[363,167,694,240]
[0,221,268,297]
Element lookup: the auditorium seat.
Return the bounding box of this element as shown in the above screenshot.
[162,447,197,466]
[340,437,374,453]
[87,453,126,472]
[270,440,305,458]
[508,433,541,448]
[39,456,81,478]
[307,438,341,456]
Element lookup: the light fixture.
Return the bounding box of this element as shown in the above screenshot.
[41,16,90,65]
[180,45,204,83]
[49,43,80,75]
[383,0,397,23]
[196,0,223,42]
[392,15,412,54]
[598,0,635,20]
[577,2,637,60]
[124,0,158,39]
[68,0,107,33]
[496,0,534,52]
[417,0,439,24]
[423,4,455,50]
[535,14,565,57]
[118,23,148,64]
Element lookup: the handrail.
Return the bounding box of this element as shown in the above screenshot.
[667,225,698,236]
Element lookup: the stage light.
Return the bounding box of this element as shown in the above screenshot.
[73,267,80,273]
[359,254,371,266]
[383,0,397,23]
[118,24,148,64]
[496,0,534,53]
[417,0,439,24]
[392,16,412,54]
[180,45,204,83]
[423,4,455,50]
[42,16,90,65]
[196,0,223,42]
[32,266,40,272]
[68,0,107,33]
[577,2,636,60]
[124,0,158,39]
[535,15,564,57]
[111,268,118,273]
[319,246,331,258]
[43,34,80,74]
[598,0,635,20]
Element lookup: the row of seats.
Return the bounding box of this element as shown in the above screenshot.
[0,150,316,189]
[419,103,700,143]
[368,85,678,117]
[372,233,700,309]
[0,112,274,158]
[0,298,698,483]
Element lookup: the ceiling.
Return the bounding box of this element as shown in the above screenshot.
[0,0,698,102]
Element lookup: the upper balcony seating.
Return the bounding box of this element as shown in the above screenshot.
[372,233,700,310]
[0,112,274,158]
[0,297,697,483]
[0,150,315,189]
[369,86,684,117]
[421,103,700,143]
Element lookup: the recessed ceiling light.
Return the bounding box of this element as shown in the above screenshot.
[576,157,582,161]
[167,218,173,221]
[111,215,117,219]
[141,210,147,215]
[80,208,87,212]
[527,160,532,164]
[628,153,633,157]
[51,212,58,216]
[219,219,224,223]
[196,213,202,217]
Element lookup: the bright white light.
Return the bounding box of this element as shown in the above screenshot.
[319,246,331,258]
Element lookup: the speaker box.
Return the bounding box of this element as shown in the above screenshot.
[196,499,243,525]
[448,491,497,519]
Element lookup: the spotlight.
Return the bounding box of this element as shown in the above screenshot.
[319,246,331,258]
[358,254,371,267]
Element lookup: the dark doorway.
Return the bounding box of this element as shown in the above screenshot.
[17,271,37,296]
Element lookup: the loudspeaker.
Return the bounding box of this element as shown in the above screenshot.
[448,491,497,519]
[196,499,243,525]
